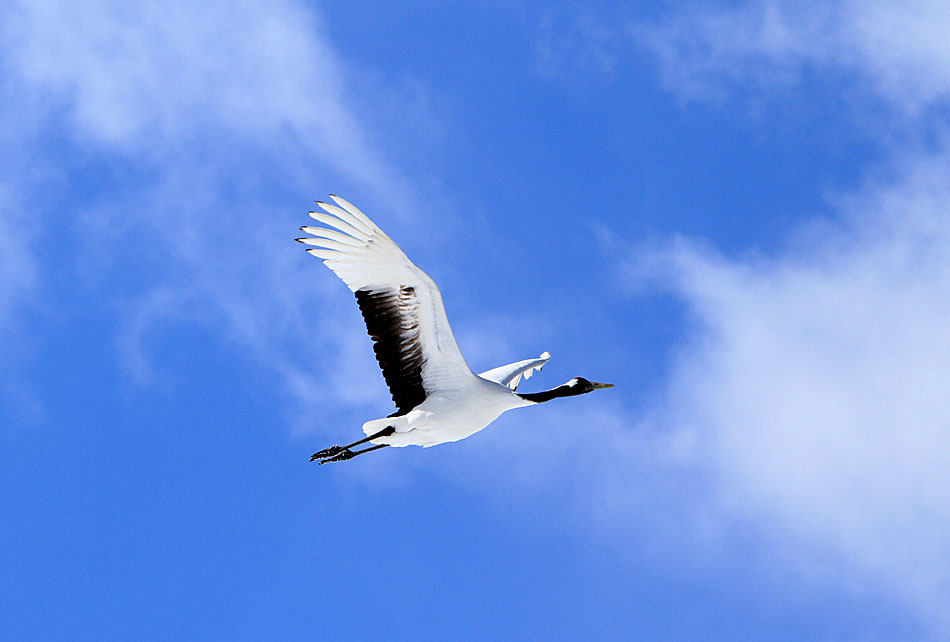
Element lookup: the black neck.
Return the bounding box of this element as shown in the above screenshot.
[516,384,579,404]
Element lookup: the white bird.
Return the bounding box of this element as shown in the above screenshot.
[298,195,613,464]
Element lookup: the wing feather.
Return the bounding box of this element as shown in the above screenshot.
[314,200,375,237]
[300,226,364,247]
[478,352,551,390]
[307,211,370,241]
[299,197,475,413]
[329,194,380,233]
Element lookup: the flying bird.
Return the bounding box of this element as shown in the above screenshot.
[298,195,613,464]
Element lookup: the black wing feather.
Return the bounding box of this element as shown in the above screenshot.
[354,286,427,415]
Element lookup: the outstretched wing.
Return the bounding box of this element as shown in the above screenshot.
[297,195,474,415]
[478,352,551,391]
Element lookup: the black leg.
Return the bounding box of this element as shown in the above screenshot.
[310,426,395,462]
[317,443,389,465]
[309,445,345,461]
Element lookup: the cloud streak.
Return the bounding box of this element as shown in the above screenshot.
[3,0,397,189]
[0,0,434,431]
[606,1,950,631]
[624,144,950,630]
[634,0,950,117]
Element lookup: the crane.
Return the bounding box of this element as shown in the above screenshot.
[297,196,613,464]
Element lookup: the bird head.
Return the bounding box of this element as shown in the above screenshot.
[565,377,614,395]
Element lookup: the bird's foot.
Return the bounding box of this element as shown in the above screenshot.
[316,449,356,465]
[310,445,345,462]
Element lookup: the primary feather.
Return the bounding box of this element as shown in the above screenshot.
[299,195,472,414]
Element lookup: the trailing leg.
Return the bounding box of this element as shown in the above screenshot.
[316,443,389,465]
[310,426,395,462]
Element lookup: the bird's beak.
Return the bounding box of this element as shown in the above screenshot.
[590,382,614,389]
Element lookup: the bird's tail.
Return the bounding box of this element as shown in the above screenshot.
[362,416,409,437]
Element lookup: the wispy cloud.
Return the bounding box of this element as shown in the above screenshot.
[3,0,400,192]
[533,1,950,128]
[623,146,950,630]
[634,0,950,117]
[0,0,439,430]
[524,0,950,631]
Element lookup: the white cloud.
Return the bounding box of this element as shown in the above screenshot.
[615,3,950,629]
[0,0,438,430]
[2,0,401,193]
[627,149,950,629]
[635,0,950,115]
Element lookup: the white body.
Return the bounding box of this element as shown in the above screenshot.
[364,371,536,447]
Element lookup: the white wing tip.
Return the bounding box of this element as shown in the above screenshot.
[540,351,551,359]
[328,193,353,209]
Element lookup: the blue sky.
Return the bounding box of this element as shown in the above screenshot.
[2,1,949,640]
